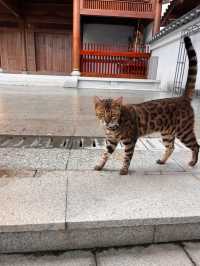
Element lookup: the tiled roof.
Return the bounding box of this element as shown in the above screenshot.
[150,5,200,43]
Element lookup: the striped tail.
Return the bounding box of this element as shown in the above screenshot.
[183,36,197,99]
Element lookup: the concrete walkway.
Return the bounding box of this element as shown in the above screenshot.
[0,144,200,252]
[0,85,199,137]
[0,242,200,265]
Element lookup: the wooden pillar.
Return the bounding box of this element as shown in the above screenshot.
[71,0,81,76]
[19,20,28,73]
[153,0,162,35]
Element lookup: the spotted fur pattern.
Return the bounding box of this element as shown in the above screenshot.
[94,36,199,175]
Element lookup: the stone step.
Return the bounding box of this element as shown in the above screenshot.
[0,242,199,266]
[0,73,160,91]
[76,76,160,91]
[0,146,199,254]
[0,147,200,253]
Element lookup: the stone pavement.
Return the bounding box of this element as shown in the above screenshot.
[0,142,200,252]
[0,85,199,137]
[0,242,200,265]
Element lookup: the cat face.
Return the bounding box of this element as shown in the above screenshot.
[94,96,122,130]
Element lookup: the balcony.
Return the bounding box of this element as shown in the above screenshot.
[80,0,156,19]
[80,43,151,79]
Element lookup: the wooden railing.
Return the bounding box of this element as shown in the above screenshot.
[80,0,155,19]
[82,42,150,53]
[80,43,150,79]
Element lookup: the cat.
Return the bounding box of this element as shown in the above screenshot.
[94,36,199,175]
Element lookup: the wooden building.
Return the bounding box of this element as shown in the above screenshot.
[0,0,162,79]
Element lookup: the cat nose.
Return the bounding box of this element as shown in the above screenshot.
[105,119,110,125]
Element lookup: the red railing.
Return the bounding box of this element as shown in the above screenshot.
[80,43,150,79]
[83,0,153,12]
[80,0,155,18]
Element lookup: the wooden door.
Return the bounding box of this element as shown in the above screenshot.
[0,29,25,72]
[35,31,71,74]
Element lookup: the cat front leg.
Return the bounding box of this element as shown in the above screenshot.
[120,138,136,175]
[94,139,118,171]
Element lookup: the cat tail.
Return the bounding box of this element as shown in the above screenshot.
[183,36,198,100]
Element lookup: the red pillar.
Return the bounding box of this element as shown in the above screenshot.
[153,0,162,35]
[71,0,81,76]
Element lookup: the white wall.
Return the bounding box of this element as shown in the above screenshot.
[151,18,200,92]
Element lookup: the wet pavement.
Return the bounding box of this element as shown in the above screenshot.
[0,85,199,137]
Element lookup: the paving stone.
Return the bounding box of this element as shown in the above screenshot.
[96,244,192,266]
[141,138,164,150]
[67,150,184,173]
[35,170,68,178]
[0,251,95,266]
[183,242,200,265]
[155,223,200,243]
[193,172,200,180]
[74,120,104,137]
[135,139,147,150]
[66,170,200,229]
[116,139,147,151]
[0,88,198,138]
[94,138,106,148]
[0,174,67,232]
[172,151,200,174]
[175,139,189,150]
[0,169,35,178]
[0,148,69,170]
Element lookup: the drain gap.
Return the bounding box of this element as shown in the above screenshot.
[79,139,83,148]
[49,137,54,147]
[63,139,67,148]
[93,139,96,147]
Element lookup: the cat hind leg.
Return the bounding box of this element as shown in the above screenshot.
[177,130,199,167]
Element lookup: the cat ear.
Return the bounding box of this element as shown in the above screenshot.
[114,96,123,105]
[94,96,102,105]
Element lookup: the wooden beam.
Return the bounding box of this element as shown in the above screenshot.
[72,0,81,75]
[153,0,162,35]
[0,0,20,18]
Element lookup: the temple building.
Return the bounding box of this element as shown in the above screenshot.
[0,0,163,79]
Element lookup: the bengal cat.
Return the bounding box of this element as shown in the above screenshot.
[94,36,199,175]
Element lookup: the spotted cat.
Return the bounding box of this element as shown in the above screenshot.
[94,36,199,175]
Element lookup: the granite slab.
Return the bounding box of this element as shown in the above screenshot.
[0,174,67,232]
[0,148,69,170]
[96,244,192,266]
[66,170,200,229]
[67,150,185,174]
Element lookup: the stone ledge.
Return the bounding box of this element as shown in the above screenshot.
[77,77,160,90]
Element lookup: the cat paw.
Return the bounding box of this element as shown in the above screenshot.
[120,168,128,175]
[156,159,165,165]
[94,165,103,171]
